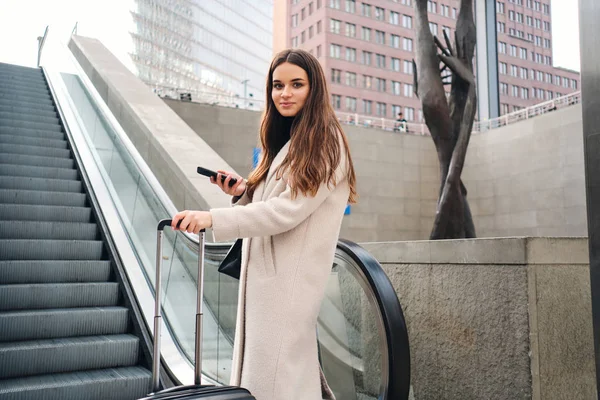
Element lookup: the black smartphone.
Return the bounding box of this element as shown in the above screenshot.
[197,166,237,187]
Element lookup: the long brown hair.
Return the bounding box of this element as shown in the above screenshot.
[246,49,357,203]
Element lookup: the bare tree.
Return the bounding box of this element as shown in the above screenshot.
[412,0,477,239]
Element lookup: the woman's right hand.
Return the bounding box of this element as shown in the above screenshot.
[211,170,246,197]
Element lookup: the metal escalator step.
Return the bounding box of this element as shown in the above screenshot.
[0,134,67,149]
[0,142,70,158]
[0,118,61,132]
[0,85,51,100]
[0,99,55,114]
[0,153,74,169]
[0,204,91,223]
[0,334,140,379]
[0,94,53,107]
[0,79,48,91]
[0,239,103,260]
[0,105,56,119]
[0,366,151,400]
[0,307,129,341]
[0,64,43,75]
[0,189,85,207]
[0,260,111,284]
[0,176,81,193]
[0,111,59,125]
[0,282,119,311]
[0,164,77,180]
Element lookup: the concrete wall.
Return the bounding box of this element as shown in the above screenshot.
[362,237,596,400]
[464,104,586,237]
[166,98,587,241]
[164,99,439,242]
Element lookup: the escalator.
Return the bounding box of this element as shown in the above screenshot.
[0,29,411,400]
[0,63,153,398]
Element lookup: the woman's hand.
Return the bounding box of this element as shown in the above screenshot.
[171,210,212,234]
[211,170,246,197]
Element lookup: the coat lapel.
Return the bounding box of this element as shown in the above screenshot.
[262,140,290,198]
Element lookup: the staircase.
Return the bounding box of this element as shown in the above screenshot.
[0,63,152,399]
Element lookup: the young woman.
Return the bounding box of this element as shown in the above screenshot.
[171,49,357,400]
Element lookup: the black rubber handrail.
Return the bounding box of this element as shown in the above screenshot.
[336,239,411,400]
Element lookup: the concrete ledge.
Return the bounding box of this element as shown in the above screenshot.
[362,236,588,265]
[68,35,233,213]
[363,237,595,400]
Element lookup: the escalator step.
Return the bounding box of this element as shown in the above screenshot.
[0,134,68,149]
[0,77,46,90]
[0,99,55,114]
[0,239,104,260]
[0,111,59,125]
[0,85,51,99]
[0,189,85,207]
[0,94,53,107]
[0,143,70,159]
[0,260,111,284]
[0,105,56,119]
[0,164,76,180]
[0,282,119,311]
[0,204,91,223]
[0,118,61,132]
[0,334,140,379]
[0,366,151,400]
[0,153,74,169]
[0,307,129,341]
[0,176,81,193]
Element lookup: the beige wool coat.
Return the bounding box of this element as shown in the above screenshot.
[209,139,350,400]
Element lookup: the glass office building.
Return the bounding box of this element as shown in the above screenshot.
[95,0,273,106]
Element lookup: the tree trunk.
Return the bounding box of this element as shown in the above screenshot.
[412,0,477,239]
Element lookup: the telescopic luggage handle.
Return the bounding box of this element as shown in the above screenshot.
[153,219,206,393]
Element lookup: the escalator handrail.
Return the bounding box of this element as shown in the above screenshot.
[336,239,411,400]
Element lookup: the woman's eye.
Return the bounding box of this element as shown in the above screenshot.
[274,84,283,89]
[293,83,303,88]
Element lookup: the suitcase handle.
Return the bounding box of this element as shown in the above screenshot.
[153,219,206,393]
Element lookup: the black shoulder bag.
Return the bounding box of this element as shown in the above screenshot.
[218,238,242,280]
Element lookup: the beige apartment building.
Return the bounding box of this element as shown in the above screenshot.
[273,0,580,122]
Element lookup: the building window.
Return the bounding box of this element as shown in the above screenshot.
[403,37,413,51]
[392,105,402,118]
[345,0,356,13]
[317,0,322,8]
[362,3,371,17]
[509,10,514,20]
[404,83,414,97]
[442,26,451,36]
[346,96,357,112]
[500,82,508,95]
[402,0,412,5]
[292,36,298,47]
[309,2,314,14]
[498,42,506,53]
[511,65,518,76]
[317,20,322,33]
[516,12,523,23]
[521,88,529,99]
[301,31,305,43]
[520,67,528,79]
[330,0,341,9]
[428,1,437,13]
[346,47,357,62]
[452,7,457,19]
[391,57,401,72]
[309,25,314,38]
[362,51,372,65]
[527,16,533,26]
[497,22,505,33]
[346,23,356,37]
[375,30,385,44]
[519,48,527,59]
[330,19,341,34]
[363,99,372,114]
[317,45,322,57]
[403,60,413,74]
[510,45,517,57]
[332,94,341,109]
[376,77,386,92]
[543,4,550,14]
[301,8,306,20]
[405,107,415,121]
[402,15,413,28]
[376,53,386,68]
[330,44,341,58]
[331,69,341,83]
[390,34,400,48]
[499,62,507,74]
[497,1,505,13]
[512,85,519,97]
[544,38,551,48]
[346,72,357,86]
[375,7,385,21]
[362,27,371,41]
[429,22,438,36]
[390,11,400,25]
[376,102,387,117]
[392,81,401,95]
[292,14,298,27]
[363,75,373,89]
